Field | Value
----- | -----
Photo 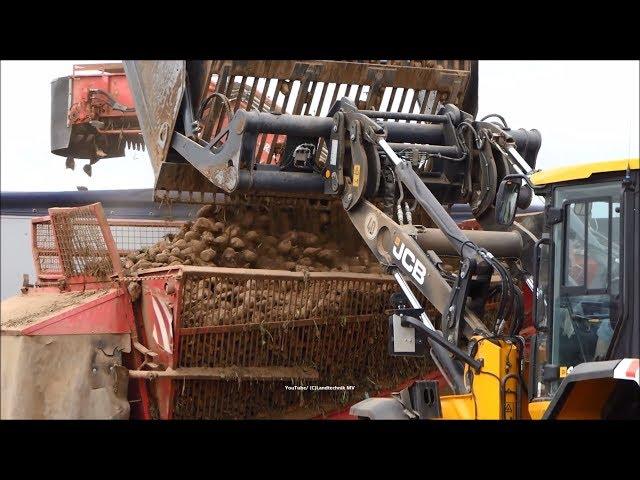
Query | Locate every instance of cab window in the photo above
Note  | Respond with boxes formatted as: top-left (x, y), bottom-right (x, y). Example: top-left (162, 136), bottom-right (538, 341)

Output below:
top-left (550, 182), bottom-right (621, 389)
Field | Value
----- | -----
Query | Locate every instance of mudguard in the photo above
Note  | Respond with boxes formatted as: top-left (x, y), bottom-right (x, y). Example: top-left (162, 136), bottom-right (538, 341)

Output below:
top-left (542, 359), bottom-right (640, 419)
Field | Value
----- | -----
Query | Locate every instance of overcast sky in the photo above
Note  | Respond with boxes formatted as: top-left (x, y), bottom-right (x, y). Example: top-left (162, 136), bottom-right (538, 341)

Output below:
top-left (1, 60), bottom-right (638, 192)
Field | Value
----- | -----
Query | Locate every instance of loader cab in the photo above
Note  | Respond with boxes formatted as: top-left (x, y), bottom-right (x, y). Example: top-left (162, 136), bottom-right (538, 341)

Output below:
top-left (525, 159), bottom-right (639, 410)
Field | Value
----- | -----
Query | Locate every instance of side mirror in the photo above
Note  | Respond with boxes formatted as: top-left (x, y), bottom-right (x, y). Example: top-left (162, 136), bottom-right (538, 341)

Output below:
top-left (495, 179), bottom-right (521, 226)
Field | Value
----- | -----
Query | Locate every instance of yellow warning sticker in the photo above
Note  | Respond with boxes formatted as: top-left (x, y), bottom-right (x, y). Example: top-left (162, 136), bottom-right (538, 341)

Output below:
top-left (353, 165), bottom-right (361, 187)
top-left (505, 403), bottom-right (514, 419)
top-left (559, 366), bottom-right (568, 378)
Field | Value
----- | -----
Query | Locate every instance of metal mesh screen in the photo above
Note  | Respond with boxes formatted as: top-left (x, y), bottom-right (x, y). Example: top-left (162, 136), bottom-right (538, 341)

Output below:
top-left (32, 217), bottom-right (183, 282)
top-left (179, 272), bottom-right (396, 328)
top-left (35, 222), bottom-right (56, 249)
top-left (38, 255), bottom-right (62, 273)
top-left (108, 221), bottom-right (182, 254)
top-left (48, 204), bottom-right (117, 279)
top-left (31, 219), bottom-right (64, 279)
top-left (172, 269), bottom-right (436, 419)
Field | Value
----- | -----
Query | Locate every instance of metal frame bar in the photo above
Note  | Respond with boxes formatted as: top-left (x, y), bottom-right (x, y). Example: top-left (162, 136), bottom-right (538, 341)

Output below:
top-left (128, 366), bottom-right (320, 381)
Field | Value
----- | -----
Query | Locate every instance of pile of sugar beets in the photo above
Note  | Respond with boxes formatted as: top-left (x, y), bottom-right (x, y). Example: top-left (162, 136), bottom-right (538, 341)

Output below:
top-left (123, 205), bottom-right (384, 302)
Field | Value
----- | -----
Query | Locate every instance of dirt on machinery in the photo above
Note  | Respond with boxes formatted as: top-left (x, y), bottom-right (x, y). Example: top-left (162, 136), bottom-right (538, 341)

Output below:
top-left (1, 290), bottom-right (110, 331)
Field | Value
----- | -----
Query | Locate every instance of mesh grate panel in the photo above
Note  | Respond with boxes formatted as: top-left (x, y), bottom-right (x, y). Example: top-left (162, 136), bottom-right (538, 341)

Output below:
top-left (179, 273), bottom-right (395, 328)
top-left (109, 223), bottom-right (182, 254)
top-left (48, 204), bottom-right (116, 278)
top-left (38, 255), bottom-right (62, 273)
top-left (35, 222), bottom-right (56, 249)
top-left (171, 269), bottom-right (435, 419)
top-left (32, 217), bottom-right (183, 281)
top-left (174, 320), bottom-right (433, 419)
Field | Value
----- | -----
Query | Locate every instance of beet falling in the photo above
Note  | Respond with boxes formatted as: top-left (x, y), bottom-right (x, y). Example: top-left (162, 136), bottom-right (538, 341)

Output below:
top-left (123, 206), bottom-right (384, 299)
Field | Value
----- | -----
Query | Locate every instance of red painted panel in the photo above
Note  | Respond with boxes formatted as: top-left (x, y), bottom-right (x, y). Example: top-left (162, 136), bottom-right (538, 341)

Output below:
top-left (139, 276), bottom-right (180, 419)
top-left (21, 289), bottom-right (133, 336)
top-left (69, 73), bottom-right (137, 125)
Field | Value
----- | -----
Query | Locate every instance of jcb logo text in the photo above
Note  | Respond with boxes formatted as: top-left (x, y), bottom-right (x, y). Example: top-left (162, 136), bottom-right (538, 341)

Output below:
top-left (392, 240), bottom-right (427, 285)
